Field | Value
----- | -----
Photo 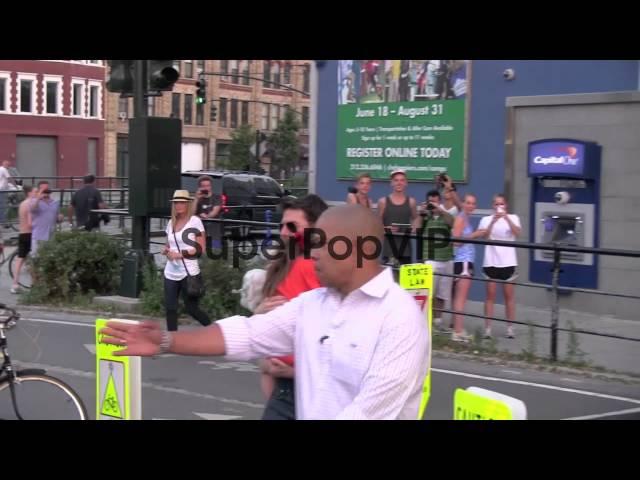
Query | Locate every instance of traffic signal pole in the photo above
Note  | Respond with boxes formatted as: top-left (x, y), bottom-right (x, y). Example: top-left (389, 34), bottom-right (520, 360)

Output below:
top-left (131, 60), bottom-right (150, 253)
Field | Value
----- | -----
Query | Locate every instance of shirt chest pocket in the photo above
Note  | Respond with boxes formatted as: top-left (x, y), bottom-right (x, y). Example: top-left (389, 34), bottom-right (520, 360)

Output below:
top-left (330, 326), bottom-right (379, 388)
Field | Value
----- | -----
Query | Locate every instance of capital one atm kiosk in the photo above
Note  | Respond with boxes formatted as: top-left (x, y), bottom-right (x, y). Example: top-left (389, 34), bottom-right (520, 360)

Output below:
top-left (528, 139), bottom-right (601, 289)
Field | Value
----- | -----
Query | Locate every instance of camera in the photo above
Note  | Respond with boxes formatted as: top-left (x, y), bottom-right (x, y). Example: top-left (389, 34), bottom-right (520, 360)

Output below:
top-left (42, 189), bottom-right (52, 194)
top-left (200, 189), bottom-right (209, 196)
top-left (347, 186), bottom-right (358, 194)
top-left (435, 172), bottom-right (451, 189)
top-left (426, 203), bottom-right (435, 211)
top-left (503, 68), bottom-right (516, 81)
top-left (554, 191), bottom-right (570, 205)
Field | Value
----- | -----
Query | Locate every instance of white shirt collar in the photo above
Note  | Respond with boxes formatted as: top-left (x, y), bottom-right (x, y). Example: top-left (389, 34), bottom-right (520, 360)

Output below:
top-left (356, 267), bottom-right (395, 299)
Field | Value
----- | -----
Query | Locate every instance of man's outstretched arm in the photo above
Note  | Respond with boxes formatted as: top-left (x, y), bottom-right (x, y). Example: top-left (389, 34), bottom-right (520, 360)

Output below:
top-left (101, 294), bottom-right (305, 360)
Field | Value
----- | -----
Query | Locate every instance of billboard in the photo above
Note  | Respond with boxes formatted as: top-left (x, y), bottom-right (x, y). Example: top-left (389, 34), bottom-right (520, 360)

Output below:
top-left (337, 60), bottom-right (470, 182)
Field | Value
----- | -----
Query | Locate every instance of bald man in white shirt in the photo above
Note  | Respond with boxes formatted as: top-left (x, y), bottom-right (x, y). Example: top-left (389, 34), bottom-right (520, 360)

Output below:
top-left (101, 205), bottom-right (430, 420)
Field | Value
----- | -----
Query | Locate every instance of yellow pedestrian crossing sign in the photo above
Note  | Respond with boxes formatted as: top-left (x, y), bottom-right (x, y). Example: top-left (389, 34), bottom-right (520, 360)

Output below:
top-left (96, 319), bottom-right (142, 420)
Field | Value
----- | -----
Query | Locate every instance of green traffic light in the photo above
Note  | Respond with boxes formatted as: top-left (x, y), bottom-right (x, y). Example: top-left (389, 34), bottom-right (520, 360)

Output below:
top-left (196, 97), bottom-right (205, 104)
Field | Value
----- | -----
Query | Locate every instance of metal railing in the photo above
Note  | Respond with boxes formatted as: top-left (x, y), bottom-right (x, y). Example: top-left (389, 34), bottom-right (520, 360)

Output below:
top-left (386, 230), bottom-right (640, 361)
top-left (11, 176), bottom-right (128, 190)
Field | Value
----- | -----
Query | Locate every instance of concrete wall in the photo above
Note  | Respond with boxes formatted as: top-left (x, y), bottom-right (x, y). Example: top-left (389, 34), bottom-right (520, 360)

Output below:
top-left (508, 92), bottom-right (640, 319)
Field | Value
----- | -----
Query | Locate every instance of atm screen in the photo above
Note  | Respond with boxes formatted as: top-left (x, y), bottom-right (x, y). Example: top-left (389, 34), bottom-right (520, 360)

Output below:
top-left (541, 179), bottom-right (586, 189)
top-left (543, 216), bottom-right (579, 245)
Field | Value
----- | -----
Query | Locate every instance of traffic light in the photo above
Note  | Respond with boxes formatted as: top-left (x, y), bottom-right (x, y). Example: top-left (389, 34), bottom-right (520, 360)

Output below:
top-left (210, 102), bottom-right (217, 122)
top-left (147, 60), bottom-right (179, 93)
top-left (196, 78), bottom-right (207, 104)
top-left (106, 60), bottom-right (134, 96)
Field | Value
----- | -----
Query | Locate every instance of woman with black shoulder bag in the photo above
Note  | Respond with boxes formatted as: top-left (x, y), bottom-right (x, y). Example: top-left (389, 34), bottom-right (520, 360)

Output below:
top-left (162, 190), bottom-right (211, 332)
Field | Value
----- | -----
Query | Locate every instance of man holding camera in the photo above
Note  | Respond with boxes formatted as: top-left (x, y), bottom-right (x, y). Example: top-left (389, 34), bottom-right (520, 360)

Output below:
top-left (30, 181), bottom-right (62, 256)
top-left (194, 175), bottom-right (222, 248)
top-left (421, 189), bottom-right (455, 331)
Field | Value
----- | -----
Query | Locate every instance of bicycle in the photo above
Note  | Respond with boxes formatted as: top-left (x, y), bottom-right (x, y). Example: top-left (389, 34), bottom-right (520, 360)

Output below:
top-left (0, 304), bottom-right (88, 419)
top-left (0, 246), bottom-right (33, 290)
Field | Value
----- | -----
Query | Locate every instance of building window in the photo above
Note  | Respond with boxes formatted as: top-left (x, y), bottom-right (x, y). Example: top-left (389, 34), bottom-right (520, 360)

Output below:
top-left (220, 60), bottom-right (229, 82)
top-left (184, 60), bottom-right (194, 79)
top-left (270, 104), bottom-right (279, 129)
top-left (216, 141), bottom-right (231, 164)
top-left (42, 75), bottom-right (62, 115)
top-left (147, 96), bottom-right (156, 116)
top-left (230, 60), bottom-right (239, 84)
top-left (72, 81), bottom-right (85, 117)
top-left (283, 63), bottom-right (291, 85)
top-left (20, 79), bottom-right (34, 113)
top-left (196, 60), bottom-right (205, 76)
top-left (272, 62), bottom-right (281, 89)
top-left (219, 98), bottom-right (228, 127)
top-left (45, 81), bottom-right (58, 114)
top-left (173, 60), bottom-right (181, 75)
top-left (241, 60), bottom-right (250, 85)
top-left (89, 84), bottom-right (100, 118)
top-left (263, 61), bottom-right (271, 87)
top-left (230, 98), bottom-right (238, 128)
top-left (241, 101), bottom-right (249, 125)
top-left (196, 101), bottom-right (204, 125)
top-left (184, 94), bottom-right (193, 124)
top-left (171, 93), bottom-right (180, 118)
top-left (303, 64), bottom-right (310, 93)
top-left (302, 106), bottom-right (309, 129)
top-left (261, 103), bottom-right (269, 130)
top-left (0, 77), bottom-right (6, 112)
top-left (118, 97), bottom-right (129, 118)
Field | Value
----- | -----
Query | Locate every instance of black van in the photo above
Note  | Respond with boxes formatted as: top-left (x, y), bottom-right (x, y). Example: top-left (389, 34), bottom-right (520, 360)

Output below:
top-left (181, 170), bottom-right (291, 238)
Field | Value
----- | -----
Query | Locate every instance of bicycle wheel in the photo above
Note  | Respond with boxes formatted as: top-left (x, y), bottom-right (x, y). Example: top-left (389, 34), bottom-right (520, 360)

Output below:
top-left (8, 251), bottom-right (32, 289)
top-left (0, 373), bottom-right (88, 420)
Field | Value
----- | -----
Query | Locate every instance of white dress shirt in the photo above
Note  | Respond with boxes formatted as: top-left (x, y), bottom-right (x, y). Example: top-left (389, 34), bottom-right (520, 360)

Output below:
top-left (218, 267), bottom-right (430, 420)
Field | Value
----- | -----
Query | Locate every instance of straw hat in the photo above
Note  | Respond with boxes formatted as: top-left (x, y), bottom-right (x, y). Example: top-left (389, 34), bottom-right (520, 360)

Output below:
top-left (170, 190), bottom-right (194, 202)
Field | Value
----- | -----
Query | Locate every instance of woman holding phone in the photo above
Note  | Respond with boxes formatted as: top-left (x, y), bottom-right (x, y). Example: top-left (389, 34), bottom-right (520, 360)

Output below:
top-left (478, 194), bottom-right (522, 339)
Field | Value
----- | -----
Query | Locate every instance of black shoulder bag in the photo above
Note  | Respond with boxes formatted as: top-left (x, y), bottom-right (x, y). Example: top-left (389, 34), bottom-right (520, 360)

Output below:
top-left (172, 228), bottom-right (205, 298)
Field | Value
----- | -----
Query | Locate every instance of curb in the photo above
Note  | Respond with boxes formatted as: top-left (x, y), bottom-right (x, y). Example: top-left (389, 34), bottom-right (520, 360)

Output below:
top-left (432, 349), bottom-right (640, 384)
top-left (15, 304), bottom-right (165, 322)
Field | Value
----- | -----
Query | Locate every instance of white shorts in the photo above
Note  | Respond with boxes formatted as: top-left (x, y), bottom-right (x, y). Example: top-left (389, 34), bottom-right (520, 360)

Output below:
top-left (424, 260), bottom-right (453, 304)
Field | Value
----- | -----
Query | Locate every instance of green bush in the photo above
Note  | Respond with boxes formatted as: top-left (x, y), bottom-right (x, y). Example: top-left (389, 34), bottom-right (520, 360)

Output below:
top-left (140, 256), bottom-right (252, 320)
top-left (23, 231), bottom-right (123, 304)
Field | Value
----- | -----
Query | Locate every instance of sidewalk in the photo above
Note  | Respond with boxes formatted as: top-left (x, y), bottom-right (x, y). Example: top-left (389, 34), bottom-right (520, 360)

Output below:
top-left (441, 299), bottom-right (640, 376)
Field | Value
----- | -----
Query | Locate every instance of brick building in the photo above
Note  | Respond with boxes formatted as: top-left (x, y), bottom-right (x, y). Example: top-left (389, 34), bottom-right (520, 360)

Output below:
top-left (0, 60), bottom-right (105, 184)
top-left (105, 60), bottom-right (311, 178)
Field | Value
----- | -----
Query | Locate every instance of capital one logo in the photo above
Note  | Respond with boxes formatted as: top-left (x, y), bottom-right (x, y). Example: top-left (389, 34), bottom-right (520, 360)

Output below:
top-left (533, 146), bottom-right (580, 166)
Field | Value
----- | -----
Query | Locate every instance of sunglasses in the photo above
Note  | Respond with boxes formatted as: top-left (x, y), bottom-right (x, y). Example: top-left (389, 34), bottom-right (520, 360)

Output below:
top-left (280, 222), bottom-right (298, 233)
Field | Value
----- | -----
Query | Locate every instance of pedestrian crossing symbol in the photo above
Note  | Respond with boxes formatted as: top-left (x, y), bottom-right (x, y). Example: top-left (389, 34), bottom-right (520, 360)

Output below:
top-left (101, 365), bottom-right (123, 418)
top-left (96, 319), bottom-right (141, 420)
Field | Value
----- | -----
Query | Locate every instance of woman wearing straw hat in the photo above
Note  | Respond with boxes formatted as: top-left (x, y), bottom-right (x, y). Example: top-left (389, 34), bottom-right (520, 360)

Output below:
top-left (161, 190), bottom-right (212, 332)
